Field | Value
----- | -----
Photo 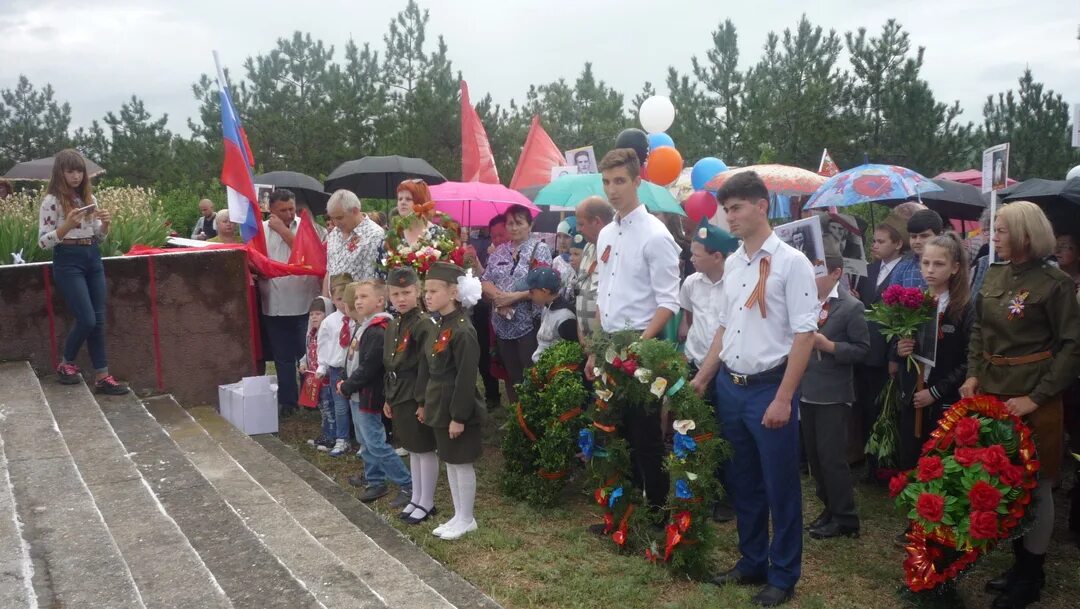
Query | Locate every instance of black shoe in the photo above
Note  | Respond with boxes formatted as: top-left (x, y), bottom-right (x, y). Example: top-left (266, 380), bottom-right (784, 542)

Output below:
top-left (94, 375), bottom-right (130, 396)
top-left (398, 503), bottom-right (418, 520)
top-left (403, 505), bottom-right (437, 525)
top-left (711, 502), bottom-right (735, 524)
top-left (389, 489), bottom-right (412, 509)
top-left (986, 568), bottom-right (1016, 593)
top-left (587, 523), bottom-right (610, 536)
top-left (359, 484), bottom-right (389, 502)
top-left (806, 509), bottom-right (831, 531)
top-left (57, 362), bottom-right (82, 385)
top-left (485, 395), bottom-right (501, 410)
top-left (711, 567), bottom-right (768, 587)
top-left (279, 405), bottom-right (298, 418)
top-left (751, 585), bottom-right (794, 607)
top-left (808, 521), bottom-right (859, 540)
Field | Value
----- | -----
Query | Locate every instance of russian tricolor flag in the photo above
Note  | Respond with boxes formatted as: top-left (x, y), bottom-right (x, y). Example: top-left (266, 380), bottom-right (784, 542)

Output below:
top-left (215, 52), bottom-right (266, 255)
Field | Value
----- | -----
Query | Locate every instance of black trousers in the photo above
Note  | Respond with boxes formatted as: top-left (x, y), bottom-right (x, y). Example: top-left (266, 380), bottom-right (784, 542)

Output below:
top-left (472, 302), bottom-right (501, 400)
top-left (263, 314), bottom-right (307, 408)
top-left (621, 401), bottom-right (670, 512)
top-left (800, 401), bottom-right (859, 528)
top-left (497, 332), bottom-right (538, 403)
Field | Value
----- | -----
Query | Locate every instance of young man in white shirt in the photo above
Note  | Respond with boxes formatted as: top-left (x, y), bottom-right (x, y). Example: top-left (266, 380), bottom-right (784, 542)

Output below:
top-left (585, 148), bottom-right (681, 522)
top-left (693, 171), bottom-right (818, 608)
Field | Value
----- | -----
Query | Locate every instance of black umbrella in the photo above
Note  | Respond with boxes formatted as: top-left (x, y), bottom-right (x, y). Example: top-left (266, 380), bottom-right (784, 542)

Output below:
top-left (253, 170), bottom-right (331, 216)
top-left (1001, 177), bottom-right (1080, 236)
top-left (4, 155), bottom-right (106, 180)
top-left (879, 178), bottom-right (988, 221)
top-left (324, 155), bottom-right (446, 199)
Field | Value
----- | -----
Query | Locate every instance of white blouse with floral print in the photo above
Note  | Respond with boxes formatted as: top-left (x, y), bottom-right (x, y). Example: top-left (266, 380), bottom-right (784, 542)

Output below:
top-left (37, 194), bottom-right (106, 250)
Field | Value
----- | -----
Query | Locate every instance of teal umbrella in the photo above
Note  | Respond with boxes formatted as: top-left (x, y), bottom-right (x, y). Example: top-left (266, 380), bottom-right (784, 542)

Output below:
top-left (534, 173), bottom-right (685, 216)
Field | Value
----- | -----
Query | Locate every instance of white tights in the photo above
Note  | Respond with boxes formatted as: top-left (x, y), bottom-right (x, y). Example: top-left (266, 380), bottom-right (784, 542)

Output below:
top-left (444, 462), bottom-right (476, 527)
top-left (402, 451), bottom-right (438, 516)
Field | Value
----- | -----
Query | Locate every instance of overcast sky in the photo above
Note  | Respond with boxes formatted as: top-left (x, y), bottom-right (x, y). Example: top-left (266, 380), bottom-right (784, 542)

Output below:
top-left (3, 0), bottom-right (1078, 136)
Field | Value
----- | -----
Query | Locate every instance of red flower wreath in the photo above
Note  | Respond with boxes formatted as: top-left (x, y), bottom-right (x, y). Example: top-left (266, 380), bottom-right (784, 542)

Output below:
top-left (895, 395), bottom-right (1039, 592)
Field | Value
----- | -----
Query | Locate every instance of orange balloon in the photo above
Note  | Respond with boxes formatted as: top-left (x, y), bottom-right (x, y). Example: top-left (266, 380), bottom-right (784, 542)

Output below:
top-left (646, 146), bottom-right (683, 185)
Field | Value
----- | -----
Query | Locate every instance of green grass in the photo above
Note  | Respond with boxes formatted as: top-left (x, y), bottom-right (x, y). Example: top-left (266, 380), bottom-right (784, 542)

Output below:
top-left (278, 404), bottom-right (1080, 609)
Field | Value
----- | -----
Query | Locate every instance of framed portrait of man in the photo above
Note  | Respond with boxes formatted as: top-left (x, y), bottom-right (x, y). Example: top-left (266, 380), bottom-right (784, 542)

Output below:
top-left (564, 146), bottom-right (597, 174)
top-left (255, 184), bottom-right (274, 212)
top-left (775, 216), bottom-right (826, 277)
top-left (818, 212), bottom-right (868, 278)
top-left (550, 166), bottom-right (578, 182)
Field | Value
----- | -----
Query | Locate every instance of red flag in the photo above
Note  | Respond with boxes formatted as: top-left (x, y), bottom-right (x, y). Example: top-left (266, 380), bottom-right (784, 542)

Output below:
top-left (287, 209), bottom-right (327, 276)
top-left (460, 80), bottom-right (500, 184)
top-left (509, 115), bottom-right (564, 190)
top-left (818, 148), bottom-right (840, 178)
top-left (125, 242), bottom-right (322, 280)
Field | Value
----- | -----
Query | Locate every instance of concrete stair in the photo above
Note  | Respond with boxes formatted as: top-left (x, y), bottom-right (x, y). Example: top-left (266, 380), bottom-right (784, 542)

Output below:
top-left (0, 362), bottom-right (499, 609)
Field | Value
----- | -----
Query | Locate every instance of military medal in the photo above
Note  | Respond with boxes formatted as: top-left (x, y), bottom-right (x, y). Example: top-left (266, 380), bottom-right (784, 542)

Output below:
top-left (346, 235), bottom-right (359, 252)
top-left (1007, 290), bottom-right (1029, 320)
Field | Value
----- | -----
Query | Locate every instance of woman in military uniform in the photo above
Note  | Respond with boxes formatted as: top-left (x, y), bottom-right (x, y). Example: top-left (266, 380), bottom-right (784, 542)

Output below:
top-left (961, 201), bottom-right (1080, 609)
top-left (383, 266), bottom-right (439, 525)
top-left (416, 262), bottom-right (486, 541)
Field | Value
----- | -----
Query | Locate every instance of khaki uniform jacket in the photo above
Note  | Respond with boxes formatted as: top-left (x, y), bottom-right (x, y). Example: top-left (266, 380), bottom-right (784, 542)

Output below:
top-left (415, 307), bottom-right (485, 428)
top-left (383, 308), bottom-right (432, 407)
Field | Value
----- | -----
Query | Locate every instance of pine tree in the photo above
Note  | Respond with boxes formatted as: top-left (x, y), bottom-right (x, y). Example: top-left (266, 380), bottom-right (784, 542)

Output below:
top-left (0, 76), bottom-right (72, 169)
top-left (982, 69), bottom-right (1079, 179)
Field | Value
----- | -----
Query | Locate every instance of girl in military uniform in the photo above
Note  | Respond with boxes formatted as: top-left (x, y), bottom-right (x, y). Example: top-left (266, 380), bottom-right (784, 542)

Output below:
top-left (961, 201), bottom-right (1080, 609)
top-left (416, 262), bottom-right (485, 540)
top-left (383, 267), bottom-right (439, 524)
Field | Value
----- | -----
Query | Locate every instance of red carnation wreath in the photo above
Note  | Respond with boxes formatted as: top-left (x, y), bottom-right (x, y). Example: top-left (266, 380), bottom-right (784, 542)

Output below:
top-left (891, 395), bottom-right (1039, 592)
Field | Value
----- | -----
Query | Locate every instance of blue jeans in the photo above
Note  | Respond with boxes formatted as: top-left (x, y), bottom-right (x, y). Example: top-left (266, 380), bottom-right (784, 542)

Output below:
top-left (327, 367), bottom-right (351, 441)
top-left (715, 371), bottom-right (803, 591)
top-left (351, 404), bottom-right (411, 488)
top-left (52, 244), bottom-right (108, 371)
top-left (318, 383), bottom-right (334, 440)
top-left (264, 314), bottom-right (307, 407)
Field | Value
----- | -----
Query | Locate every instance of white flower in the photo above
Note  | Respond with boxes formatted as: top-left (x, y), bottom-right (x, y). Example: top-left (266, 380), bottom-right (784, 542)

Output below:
top-left (650, 377), bottom-right (668, 398)
top-left (604, 347), bottom-right (617, 364)
top-left (596, 388), bottom-right (613, 402)
top-left (592, 367), bottom-right (602, 378)
top-left (634, 368), bottom-right (653, 384)
top-left (672, 420), bottom-right (696, 435)
top-left (686, 472), bottom-right (698, 481)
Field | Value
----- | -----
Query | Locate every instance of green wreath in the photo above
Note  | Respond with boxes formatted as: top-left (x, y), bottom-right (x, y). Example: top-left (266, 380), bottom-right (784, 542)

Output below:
top-left (584, 330), bottom-right (730, 579)
top-left (500, 340), bottom-right (589, 506)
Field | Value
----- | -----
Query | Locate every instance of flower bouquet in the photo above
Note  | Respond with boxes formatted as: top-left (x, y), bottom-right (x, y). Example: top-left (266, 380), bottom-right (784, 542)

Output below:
top-left (890, 396), bottom-right (1039, 593)
top-left (867, 285), bottom-right (937, 370)
top-left (865, 378), bottom-right (902, 469)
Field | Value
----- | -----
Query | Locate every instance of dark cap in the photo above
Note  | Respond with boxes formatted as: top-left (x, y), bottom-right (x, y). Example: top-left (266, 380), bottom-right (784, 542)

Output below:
top-left (692, 217), bottom-right (739, 255)
top-left (570, 232), bottom-right (587, 250)
top-left (426, 261), bottom-right (464, 284)
top-left (387, 266), bottom-right (419, 288)
top-left (523, 266), bottom-right (562, 292)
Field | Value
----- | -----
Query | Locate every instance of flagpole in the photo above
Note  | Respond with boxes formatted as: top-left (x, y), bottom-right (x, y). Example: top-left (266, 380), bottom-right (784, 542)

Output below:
top-left (212, 50), bottom-right (226, 90)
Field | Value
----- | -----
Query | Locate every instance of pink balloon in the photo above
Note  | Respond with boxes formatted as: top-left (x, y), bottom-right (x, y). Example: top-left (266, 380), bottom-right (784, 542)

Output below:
top-left (683, 191), bottom-right (718, 224)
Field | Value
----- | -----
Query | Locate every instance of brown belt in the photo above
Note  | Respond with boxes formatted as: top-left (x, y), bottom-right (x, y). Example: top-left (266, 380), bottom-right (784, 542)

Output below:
top-left (60, 237), bottom-right (98, 246)
top-left (984, 351), bottom-right (1052, 366)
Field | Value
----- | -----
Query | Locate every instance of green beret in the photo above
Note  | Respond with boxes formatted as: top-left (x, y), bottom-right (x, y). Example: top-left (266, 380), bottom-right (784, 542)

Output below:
top-left (426, 261), bottom-right (464, 284)
top-left (692, 217), bottom-right (739, 256)
top-left (387, 266), bottom-right (419, 288)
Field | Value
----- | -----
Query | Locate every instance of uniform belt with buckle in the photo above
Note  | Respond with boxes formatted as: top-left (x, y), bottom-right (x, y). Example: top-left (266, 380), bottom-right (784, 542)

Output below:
top-left (60, 237), bottom-right (98, 246)
top-left (723, 362), bottom-right (787, 387)
top-left (386, 371), bottom-right (398, 381)
top-left (983, 351), bottom-right (1052, 366)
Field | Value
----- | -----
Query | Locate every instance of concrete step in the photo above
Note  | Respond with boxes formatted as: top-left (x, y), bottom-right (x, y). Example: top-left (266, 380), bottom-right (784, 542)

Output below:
top-left (95, 390), bottom-right (325, 609)
top-left (0, 424), bottom-right (37, 608)
top-left (250, 432), bottom-right (501, 609)
top-left (40, 381), bottom-right (233, 609)
top-left (143, 396), bottom-right (387, 609)
top-left (0, 362), bottom-right (144, 609)
top-left (188, 404), bottom-right (470, 609)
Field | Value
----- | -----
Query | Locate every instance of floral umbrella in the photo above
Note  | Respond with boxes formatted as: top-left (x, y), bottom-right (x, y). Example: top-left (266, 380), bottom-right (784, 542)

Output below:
top-left (804, 164), bottom-right (943, 210)
top-left (704, 164), bottom-right (826, 196)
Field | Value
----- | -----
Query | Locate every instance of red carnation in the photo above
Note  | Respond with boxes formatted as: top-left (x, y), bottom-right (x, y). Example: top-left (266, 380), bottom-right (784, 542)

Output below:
top-left (980, 445), bottom-right (1011, 475)
top-left (889, 472), bottom-right (909, 498)
top-left (999, 463), bottom-right (1025, 487)
top-left (969, 511), bottom-right (1000, 540)
top-left (968, 480), bottom-right (1003, 511)
top-left (955, 447), bottom-right (982, 467)
top-left (622, 358), bottom-right (638, 375)
top-left (612, 357), bottom-right (623, 369)
top-left (954, 417), bottom-right (982, 447)
top-left (916, 493), bottom-right (946, 523)
top-left (917, 456), bottom-right (945, 482)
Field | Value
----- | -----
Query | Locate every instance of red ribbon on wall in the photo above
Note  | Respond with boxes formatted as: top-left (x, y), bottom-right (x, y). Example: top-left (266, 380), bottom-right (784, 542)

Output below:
top-left (146, 257), bottom-right (165, 392)
top-left (41, 267), bottom-right (59, 370)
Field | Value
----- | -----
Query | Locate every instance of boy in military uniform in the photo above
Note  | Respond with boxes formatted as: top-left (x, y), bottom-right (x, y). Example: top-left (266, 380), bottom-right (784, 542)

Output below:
top-left (416, 262), bottom-right (486, 540)
top-left (384, 267), bottom-right (439, 524)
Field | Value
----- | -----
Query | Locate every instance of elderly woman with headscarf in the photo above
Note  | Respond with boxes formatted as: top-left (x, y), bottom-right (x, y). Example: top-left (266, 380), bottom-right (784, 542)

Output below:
top-left (480, 203), bottom-right (552, 402)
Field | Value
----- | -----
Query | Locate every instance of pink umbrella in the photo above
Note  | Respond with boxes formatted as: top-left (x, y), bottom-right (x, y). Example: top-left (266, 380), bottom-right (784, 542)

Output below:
top-left (935, 169), bottom-right (1017, 188)
top-left (430, 181), bottom-right (540, 227)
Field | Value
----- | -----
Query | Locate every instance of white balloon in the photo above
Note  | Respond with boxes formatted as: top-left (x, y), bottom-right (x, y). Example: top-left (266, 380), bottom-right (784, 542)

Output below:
top-left (639, 95), bottom-right (676, 134)
top-left (1067, 165), bottom-right (1080, 181)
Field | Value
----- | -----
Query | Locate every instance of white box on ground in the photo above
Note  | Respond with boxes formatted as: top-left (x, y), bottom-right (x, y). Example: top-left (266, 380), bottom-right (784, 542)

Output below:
top-left (217, 375), bottom-right (279, 435)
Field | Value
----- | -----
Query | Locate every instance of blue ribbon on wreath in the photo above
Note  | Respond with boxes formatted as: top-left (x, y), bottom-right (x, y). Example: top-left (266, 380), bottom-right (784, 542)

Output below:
top-left (675, 479), bottom-right (694, 500)
top-left (608, 486), bottom-right (624, 508)
top-left (673, 432), bottom-right (697, 459)
top-left (578, 428), bottom-right (595, 460)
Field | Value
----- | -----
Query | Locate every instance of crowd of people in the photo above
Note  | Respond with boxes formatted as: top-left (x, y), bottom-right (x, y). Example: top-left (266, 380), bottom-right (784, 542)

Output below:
top-left (36, 148), bottom-right (1080, 608)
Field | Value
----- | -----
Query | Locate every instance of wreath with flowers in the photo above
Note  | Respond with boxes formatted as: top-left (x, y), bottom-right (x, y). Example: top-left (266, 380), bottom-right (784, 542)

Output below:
top-left (583, 330), bottom-right (729, 578)
top-left (500, 340), bottom-right (589, 506)
top-left (378, 207), bottom-right (466, 277)
top-left (890, 395), bottom-right (1039, 593)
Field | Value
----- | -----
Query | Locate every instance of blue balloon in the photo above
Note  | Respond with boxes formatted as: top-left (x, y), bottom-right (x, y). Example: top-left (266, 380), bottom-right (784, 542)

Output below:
top-left (648, 132), bottom-right (675, 151)
top-left (691, 157), bottom-right (728, 191)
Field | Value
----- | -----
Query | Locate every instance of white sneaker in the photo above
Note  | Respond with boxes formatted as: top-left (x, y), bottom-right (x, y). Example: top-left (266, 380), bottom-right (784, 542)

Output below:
top-left (438, 519), bottom-right (477, 540)
top-left (329, 439), bottom-right (350, 457)
top-left (394, 447), bottom-right (408, 457)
